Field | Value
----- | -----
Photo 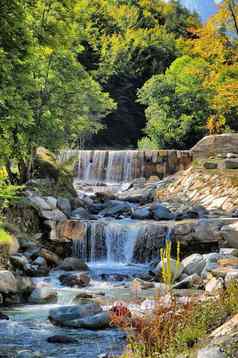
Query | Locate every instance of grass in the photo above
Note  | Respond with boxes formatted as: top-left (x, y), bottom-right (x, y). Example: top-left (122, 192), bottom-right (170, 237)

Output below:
top-left (117, 281), bottom-right (238, 358)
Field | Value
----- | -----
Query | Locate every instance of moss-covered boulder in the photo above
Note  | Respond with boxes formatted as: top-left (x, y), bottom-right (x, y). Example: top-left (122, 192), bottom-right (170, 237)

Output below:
top-left (33, 147), bottom-right (76, 199)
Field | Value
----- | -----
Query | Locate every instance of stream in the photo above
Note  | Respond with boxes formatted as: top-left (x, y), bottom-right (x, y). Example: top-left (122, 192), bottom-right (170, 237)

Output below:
top-left (1, 264), bottom-right (150, 358)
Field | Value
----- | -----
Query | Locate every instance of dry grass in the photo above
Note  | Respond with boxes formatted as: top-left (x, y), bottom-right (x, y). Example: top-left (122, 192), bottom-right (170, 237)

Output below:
top-left (115, 281), bottom-right (238, 358)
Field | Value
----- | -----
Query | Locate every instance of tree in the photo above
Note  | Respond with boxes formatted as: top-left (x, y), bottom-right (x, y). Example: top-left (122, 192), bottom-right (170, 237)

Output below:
top-left (137, 55), bottom-right (211, 149)
top-left (0, 0), bottom-right (116, 183)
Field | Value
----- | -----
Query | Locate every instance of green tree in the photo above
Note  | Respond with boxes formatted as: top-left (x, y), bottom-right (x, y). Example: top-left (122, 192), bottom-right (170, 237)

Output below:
top-left (138, 55), bottom-right (211, 149)
top-left (0, 0), bottom-right (115, 183)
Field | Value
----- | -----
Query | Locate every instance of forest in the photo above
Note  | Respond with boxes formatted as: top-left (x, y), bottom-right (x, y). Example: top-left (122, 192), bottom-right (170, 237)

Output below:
top-left (0, 0), bottom-right (238, 181)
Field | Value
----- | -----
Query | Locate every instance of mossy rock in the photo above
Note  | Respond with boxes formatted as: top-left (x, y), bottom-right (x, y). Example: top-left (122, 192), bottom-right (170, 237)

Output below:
top-left (33, 147), bottom-right (77, 199)
top-left (0, 226), bottom-right (19, 255)
top-left (34, 147), bottom-right (59, 180)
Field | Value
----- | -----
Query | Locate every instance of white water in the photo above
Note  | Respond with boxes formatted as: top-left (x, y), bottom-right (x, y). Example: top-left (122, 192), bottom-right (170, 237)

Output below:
top-left (59, 150), bottom-right (146, 184)
top-left (104, 221), bottom-right (143, 264)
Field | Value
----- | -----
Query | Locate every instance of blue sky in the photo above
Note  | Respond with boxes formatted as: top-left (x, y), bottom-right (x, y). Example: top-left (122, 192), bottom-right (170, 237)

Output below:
top-left (179, 0), bottom-right (222, 21)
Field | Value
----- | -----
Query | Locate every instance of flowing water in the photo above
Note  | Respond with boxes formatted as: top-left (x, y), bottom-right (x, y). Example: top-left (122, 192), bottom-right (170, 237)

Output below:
top-left (2, 150), bottom-right (170, 357)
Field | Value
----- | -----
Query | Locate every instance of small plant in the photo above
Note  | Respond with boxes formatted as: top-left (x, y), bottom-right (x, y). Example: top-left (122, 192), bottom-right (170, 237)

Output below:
top-left (160, 240), bottom-right (181, 288)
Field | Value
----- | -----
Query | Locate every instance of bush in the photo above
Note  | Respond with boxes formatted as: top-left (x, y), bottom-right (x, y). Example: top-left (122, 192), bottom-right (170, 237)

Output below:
top-left (120, 282), bottom-right (238, 358)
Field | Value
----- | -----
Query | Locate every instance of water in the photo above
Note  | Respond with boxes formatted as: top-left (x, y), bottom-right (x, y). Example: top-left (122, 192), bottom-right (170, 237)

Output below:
top-left (72, 219), bottom-right (158, 264)
top-left (0, 305), bottom-right (125, 358)
top-left (1, 263), bottom-right (150, 358)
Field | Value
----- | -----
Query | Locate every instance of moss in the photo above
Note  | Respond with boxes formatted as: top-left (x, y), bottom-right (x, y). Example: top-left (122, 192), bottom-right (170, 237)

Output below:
top-left (0, 227), bottom-right (13, 244)
top-left (33, 147), bottom-right (77, 199)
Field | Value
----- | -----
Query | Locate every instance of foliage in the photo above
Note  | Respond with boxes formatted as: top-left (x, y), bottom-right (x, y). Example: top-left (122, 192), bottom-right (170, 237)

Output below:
top-left (0, 227), bottom-right (14, 245)
top-left (0, 0), bottom-right (116, 183)
top-left (120, 281), bottom-right (238, 358)
top-left (138, 55), bottom-right (211, 149)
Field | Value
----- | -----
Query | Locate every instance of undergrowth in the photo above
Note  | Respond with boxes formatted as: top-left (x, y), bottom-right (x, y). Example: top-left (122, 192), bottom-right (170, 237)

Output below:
top-left (116, 281), bottom-right (238, 358)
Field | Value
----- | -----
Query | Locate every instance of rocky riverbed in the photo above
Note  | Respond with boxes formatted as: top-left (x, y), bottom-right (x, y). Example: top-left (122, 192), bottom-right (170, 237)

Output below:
top-left (2, 146), bottom-right (238, 357)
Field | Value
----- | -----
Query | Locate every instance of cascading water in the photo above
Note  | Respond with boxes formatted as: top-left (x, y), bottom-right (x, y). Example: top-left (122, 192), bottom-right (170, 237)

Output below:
top-left (61, 150), bottom-right (146, 184)
top-left (71, 220), bottom-right (168, 264)
top-left (104, 221), bottom-right (144, 264)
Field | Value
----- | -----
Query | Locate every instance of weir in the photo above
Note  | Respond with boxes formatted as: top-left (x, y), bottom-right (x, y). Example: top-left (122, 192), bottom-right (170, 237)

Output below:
top-left (59, 149), bottom-right (192, 184)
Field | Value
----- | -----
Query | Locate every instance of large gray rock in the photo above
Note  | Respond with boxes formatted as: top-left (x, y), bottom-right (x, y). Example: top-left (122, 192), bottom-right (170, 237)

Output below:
top-left (39, 248), bottom-right (61, 266)
top-left (10, 255), bottom-right (29, 271)
top-left (223, 159), bottom-right (238, 169)
top-left (28, 195), bottom-right (51, 211)
top-left (29, 285), bottom-right (57, 304)
top-left (60, 311), bottom-right (111, 330)
top-left (205, 277), bottom-right (224, 295)
top-left (99, 200), bottom-right (131, 217)
top-left (16, 351), bottom-right (42, 358)
top-left (0, 270), bottom-right (17, 294)
top-left (58, 257), bottom-right (89, 271)
top-left (197, 346), bottom-right (225, 358)
top-left (192, 133), bottom-right (238, 159)
top-left (71, 207), bottom-right (91, 219)
top-left (40, 209), bottom-right (67, 221)
top-left (154, 258), bottom-right (184, 282)
top-left (221, 221), bottom-right (238, 248)
top-left (49, 303), bottom-right (102, 324)
top-left (182, 254), bottom-right (206, 275)
top-left (16, 276), bottom-right (33, 295)
top-left (173, 273), bottom-right (202, 289)
top-left (59, 273), bottom-right (90, 288)
top-left (57, 197), bottom-right (71, 216)
top-left (151, 203), bottom-right (173, 220)
top-left (132, 207), bottom-right (151, 220)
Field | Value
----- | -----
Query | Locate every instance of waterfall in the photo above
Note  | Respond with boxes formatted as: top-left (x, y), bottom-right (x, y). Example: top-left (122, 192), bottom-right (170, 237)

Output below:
top-left (72, 220), bottom-right (148, 264)
top-left (75, 150), bottom-right (145, 184)
top-left (104, 221), bottom-right (144, 264)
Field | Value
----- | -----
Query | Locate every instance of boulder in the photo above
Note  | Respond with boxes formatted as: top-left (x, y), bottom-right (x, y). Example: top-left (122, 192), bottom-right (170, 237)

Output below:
top-left (131, 278), bottom-right (154, 290)
top-left (49, 303), bottom-right (102, 324)
top-left (59, 311), bottom-right (111, 330)
top-left (223, 159), bottom-right (238, 169)
top-left (33, 256), bottom-right (47, 267)
top-left (225, 270), bottom-right (238, 287)
top-left (16, 351), bottom-right (42, 358)
top-left (118, 186), bottom-right (155, 204)
top-left (40, 209), bottom-right (67, 221)
top-left (150, 203), bottom-right (173, 220)
top-left (132, 207), bottom-right (151, 220)
top-left (203, 162), bottom-right (218, 170)
top-left (39, 248), bottom-right (61, 266)
top-left (205, 277), bottom-right (224, 295)
top-left (0, 270), bottom-right (17, 294)
top-left (0, 312), bottom-right (9, 320)
top-left (182, 254), bottom-right (206, 276)
top-left (221, 222), bottom-right (238, 248)
top-left (71, 207), bottom-right (91, 219)
top-left (47, 335), bottom-right (78, 344)
top-left (10, 255), bottom-right (29, 271)
top-left (99, 201), bottom-right (131, 217)
top-left (57, 197), bottom-right (71, 217)
top-left (219, 248), bottom-right (238, 256)
top-left (45, 196), bottom-right (57, 209)
top-left (154, 258), bottom-right (184, 282)
top-left (59, 273), bottom-right (90, 288)
top-left (197, 346), bottom-right (225, 358)
top-left (16, 276), bottom-right (33, 295)
top-left (28, 195), bottom-right (52, 211)
top-left (58, 257), bottom-right (89, 271)
top-left (29, 285), bottom-right (57, 304)
top-left (192, 133), bottom-right (238, 159)
top-left (173, 274), bottom-right (202, 289)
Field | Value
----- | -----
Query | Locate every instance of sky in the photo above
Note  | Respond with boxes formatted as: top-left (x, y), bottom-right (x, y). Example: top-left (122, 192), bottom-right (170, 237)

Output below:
top-left (179, 0), bottom-right (222, 21)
